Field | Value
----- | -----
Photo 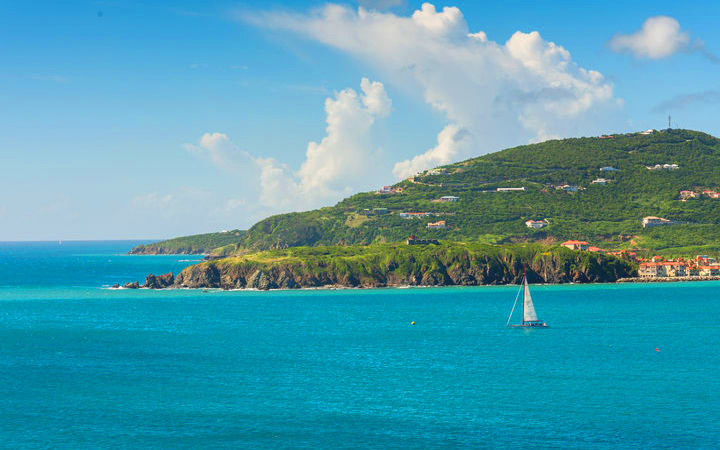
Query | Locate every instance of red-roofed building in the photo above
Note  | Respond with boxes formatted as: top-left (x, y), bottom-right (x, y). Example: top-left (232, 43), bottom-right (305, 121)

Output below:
top-left (561, 240), bottom-right (589, 251)
top-left (699, 266), bottom-right (720, 277)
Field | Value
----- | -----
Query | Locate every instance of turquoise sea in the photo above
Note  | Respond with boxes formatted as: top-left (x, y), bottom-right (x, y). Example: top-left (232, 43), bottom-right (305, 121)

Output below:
top-left (1, 241), bottom-right (719, 449)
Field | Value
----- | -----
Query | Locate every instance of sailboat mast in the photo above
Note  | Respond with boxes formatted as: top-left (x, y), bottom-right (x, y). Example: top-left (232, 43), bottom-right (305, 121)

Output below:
top-left (521, 276), bottom-right (526, 324)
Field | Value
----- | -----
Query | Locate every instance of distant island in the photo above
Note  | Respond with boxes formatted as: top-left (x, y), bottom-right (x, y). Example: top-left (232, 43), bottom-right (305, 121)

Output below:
top-left (130, 230), bottom-right (245, 255)
top-left (127, 129), bottom-right (720, 289)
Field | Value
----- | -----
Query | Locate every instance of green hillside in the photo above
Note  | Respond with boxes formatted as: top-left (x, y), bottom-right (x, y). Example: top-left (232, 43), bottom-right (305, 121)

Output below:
top-left (130, 229), bottom-right (245, 254)
top-left (230, 129), bottom-right (720, 256)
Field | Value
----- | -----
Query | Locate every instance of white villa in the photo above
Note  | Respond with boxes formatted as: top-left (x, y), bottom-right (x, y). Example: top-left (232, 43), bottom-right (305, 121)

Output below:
top-left (642, 216), bottom-right (672, 228)
top-left (525, 220), bottom-right (547, 229)
top-left (646, 164), bottom-right (679, 170)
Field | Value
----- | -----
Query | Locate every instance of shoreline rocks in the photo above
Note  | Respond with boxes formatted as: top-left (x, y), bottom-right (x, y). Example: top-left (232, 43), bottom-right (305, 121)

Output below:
top-left (144, 272), bottom-right (174, 289)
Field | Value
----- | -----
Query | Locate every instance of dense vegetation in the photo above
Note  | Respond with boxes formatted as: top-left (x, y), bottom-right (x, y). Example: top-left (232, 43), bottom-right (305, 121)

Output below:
top-left (173, 242), bottom-right (636, 289)
top-left (228, 129), bottom-right (720, 255)
top-left (132, 129), bottom-right (720, 257)
top-left (129, 230), bottom-right (245, 254)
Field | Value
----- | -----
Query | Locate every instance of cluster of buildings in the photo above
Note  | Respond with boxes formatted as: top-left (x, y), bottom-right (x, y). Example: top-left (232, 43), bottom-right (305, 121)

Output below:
top-left (426, 220), bottom-right (447, 230)
top-left (646, 163), bottom-right (679, 171)
top-left (399, 212), bottom-right (433, 219)
top-left (560, 240), bottom-right (641, 259)
top-left (639, 255), bottom-right (720, 278)
top-left (679, 189), bottom-right (720, 200)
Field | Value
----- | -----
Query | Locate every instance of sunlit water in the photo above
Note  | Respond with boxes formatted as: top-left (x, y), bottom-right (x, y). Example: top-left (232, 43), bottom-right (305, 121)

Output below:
top-left (0, 241), bottom-right (718, 448)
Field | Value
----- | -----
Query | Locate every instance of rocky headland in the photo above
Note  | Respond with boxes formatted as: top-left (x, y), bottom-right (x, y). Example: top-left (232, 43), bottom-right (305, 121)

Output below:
top-left (120, 243), bottom-right (636, 290)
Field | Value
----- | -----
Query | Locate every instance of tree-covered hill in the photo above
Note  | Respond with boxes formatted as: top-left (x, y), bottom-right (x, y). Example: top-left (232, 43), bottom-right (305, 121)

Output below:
top-left (129, 230), bottom-right (245, 254)
top-left (230, 129), bottom-right (720, 255)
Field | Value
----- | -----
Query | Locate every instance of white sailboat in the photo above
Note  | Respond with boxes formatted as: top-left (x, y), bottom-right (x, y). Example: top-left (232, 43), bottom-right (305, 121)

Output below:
top-left (506, 276), bottom-right (548, 328)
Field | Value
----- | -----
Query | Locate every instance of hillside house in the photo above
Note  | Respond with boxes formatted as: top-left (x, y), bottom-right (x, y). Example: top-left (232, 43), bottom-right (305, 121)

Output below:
top-left (646, 164), bottom-right (679, 170)
top-left (702, 190), bottom-right (720, 199)
top-left (640, 129), bottom-right (656, 135)
top-left (591, 178), bottom-right (608, 185)
top-left (525, 220), bottom-right (547, 229)
top-left (399, 212), bottom-right (431, 219)
top-left (426, 220), bottom-right (447, 230)
top-left (377, 186), bottom-right (402, 194)
top-left (496, 187), bottom-right (525, 192)
top-left (679, 190), bottom-right (698, 199)
top-left (642, 216), bottom-right (671, 228)
top-left (561, 240), bottom-right (589, 251)
top-left (587, 246), bottom-right (604, 252)
top-left (599, 166), bottom-right (619, 172)
top-left (556, 184), bottom-right (581, 192)
top-left (438, 196), bottom-right (459, 202)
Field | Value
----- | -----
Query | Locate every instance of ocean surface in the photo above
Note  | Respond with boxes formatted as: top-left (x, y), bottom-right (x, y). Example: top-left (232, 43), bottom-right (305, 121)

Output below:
top-left (0, 241), bottom-right (719, 449)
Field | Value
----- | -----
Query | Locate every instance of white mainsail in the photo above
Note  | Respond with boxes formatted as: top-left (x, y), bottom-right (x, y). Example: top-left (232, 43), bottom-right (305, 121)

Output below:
top-left (522, 277), bottom-right (538, 322)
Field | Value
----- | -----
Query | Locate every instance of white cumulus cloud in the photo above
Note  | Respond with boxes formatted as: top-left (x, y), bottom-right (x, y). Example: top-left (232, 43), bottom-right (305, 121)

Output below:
top-left (188, 78), bottom-right (391, 211)
top-left (241, 2), bottom-right (621, 178)
top-left (609, 16), bottom-right (690, 59)
top-left (184, 132), bottom-right (251, 171)
top-left (393, 124), bottom-right (468, 178)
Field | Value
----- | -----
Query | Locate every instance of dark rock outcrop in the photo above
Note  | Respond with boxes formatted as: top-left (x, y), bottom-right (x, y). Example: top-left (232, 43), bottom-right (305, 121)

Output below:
top-left (124, 281), bottom-right (140, 289)
top-left (144, 272), bottom-right (174, 289)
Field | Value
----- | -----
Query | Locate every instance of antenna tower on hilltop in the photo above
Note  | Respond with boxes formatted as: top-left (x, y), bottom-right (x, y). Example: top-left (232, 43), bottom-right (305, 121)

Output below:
top-left (668, 114), bottom-right (671, 129)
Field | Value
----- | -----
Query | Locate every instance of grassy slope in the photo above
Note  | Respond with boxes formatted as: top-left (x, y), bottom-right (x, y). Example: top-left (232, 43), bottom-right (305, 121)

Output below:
top-left (130, 230), bottom-right (246, 254)
top-left (237, 129), bottom-right (720, 256)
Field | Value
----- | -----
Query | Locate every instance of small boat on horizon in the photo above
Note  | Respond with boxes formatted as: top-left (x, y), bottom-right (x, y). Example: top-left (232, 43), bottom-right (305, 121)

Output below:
top-left (506, 275), bottom-right (548, 328)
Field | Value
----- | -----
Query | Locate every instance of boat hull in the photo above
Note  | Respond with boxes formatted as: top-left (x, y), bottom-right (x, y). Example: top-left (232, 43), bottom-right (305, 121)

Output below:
top-left (508, 323), bottom-right (549, 328)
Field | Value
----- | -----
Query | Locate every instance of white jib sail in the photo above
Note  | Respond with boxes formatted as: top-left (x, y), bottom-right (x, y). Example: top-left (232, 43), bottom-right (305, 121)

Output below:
top-left (523, 279), bottom-right (538, 322)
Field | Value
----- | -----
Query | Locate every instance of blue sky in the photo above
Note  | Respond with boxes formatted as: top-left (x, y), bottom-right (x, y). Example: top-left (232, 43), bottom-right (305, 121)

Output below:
top-left (1, 0), bottom-right (719, 240)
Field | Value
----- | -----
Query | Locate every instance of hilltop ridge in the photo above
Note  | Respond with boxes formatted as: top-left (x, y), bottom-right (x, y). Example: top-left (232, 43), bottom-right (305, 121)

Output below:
top-left (133, 129), bottom-right (720, 256)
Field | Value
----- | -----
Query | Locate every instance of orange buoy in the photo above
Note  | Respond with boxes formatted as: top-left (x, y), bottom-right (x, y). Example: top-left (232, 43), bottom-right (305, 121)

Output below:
top-left (656, 348), bottom-right (659, 352)
top-left (411, 321), bottom-right (415, 325)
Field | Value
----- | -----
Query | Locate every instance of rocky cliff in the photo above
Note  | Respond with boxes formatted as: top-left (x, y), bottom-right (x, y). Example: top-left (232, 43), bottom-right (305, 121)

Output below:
top-left (168, 244), bottom-right (635, 290)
